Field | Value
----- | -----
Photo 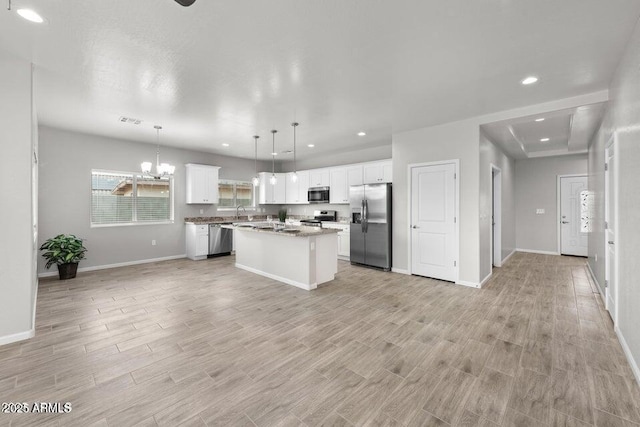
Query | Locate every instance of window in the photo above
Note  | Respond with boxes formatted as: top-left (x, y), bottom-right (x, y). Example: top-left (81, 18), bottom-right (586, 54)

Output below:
top-left (91, 170), bottom-right (173, 226)
top-left (218, 180), bottom-right (255, 209)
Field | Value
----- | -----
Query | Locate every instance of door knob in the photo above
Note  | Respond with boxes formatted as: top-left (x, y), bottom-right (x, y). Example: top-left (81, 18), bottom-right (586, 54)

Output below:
top-left (608, 240), bottom-right (615, 245)
top-left (561, 221), bottom-right (569, 224)
top-left (412, 225), bottom-right (419, 229)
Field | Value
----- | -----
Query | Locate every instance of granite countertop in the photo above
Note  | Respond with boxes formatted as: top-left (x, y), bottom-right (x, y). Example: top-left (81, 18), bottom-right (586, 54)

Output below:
top-left (184, 215), bottom-right (267, 225)
top-left (185, 215), bottom-right (349, 225)
top-left (221, 223), bottom-right (340, 238)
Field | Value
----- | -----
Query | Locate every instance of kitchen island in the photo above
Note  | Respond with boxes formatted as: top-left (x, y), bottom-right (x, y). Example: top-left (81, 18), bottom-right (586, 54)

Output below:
top-left (222, 223), bottom-right (339, 290)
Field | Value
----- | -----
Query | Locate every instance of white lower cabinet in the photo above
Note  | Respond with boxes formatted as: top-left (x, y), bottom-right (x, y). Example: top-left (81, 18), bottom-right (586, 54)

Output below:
top-left (322, 223), bottom-right (350, 260)
top-left (337, 231), bottom-right (350, 259)
top-left (186, 224), bottom-right (209, 261)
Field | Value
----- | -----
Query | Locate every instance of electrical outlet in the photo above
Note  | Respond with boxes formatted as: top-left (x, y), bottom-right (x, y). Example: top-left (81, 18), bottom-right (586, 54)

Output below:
top-left (151, 240), bottom-right (156, 246)
top-left (536, 209), bottom-right (545, 214)
top-left (199, 209), bottom-right (204, 214)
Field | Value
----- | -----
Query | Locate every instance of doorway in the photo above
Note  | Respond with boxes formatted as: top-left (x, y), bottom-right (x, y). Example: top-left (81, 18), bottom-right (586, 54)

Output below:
top-left (559, 175), bottom-right (588, 256)
top-left (605, 136), bottom-right (618, 323)
top-left (409, 160), bottom-right (459, 282)
top-left (491, 165), bottom-right (502, 267)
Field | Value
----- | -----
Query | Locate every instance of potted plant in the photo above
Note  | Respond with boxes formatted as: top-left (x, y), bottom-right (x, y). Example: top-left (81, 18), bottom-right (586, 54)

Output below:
top-left (278, 209), bottom-right (287, 223)
top-left (40, 234), bottom-right (87, 280)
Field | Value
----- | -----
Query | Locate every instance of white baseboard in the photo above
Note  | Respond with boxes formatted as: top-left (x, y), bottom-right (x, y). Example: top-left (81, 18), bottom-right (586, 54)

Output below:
top-left (0, 328), bottom-right (35, 346)
top-left (586, 261), bottom-right (605, 296)
top-left (37, 254), bottom-right (187, 278)
top-left (235, 263), bottom-right (316, 291)
top-left (391, 267), bottom-right (410, 275)
top-left (502, 249), bottom-right (516, 264)
top-left (479, 272), bottom-right (492, 288)
top-left (615, 326), bottom-right (640, 385)
top-left (515, 248), bottom-right (560, 256)
top-left (456, 280), bottom-right (480, 289)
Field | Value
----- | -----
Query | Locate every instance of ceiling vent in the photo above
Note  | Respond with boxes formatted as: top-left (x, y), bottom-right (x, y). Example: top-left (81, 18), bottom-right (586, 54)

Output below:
top-left (119, 116), bottom-right (143, 125)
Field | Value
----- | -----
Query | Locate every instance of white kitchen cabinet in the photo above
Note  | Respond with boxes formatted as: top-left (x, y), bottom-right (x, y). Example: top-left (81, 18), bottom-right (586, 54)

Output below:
top-left (363, 161), bottom-right (392, 184)
top-left (285, 170), bottom-right (309, 204)
top-left (337, 231), bottom-right (351, 259)
top-left (186, 224), bottom-right (209, 261)
top-left (309, 168), bottom-right (330, 188)
top-left (322, 222), bottom-right (350, 260)
top-left (186, 164), bottom-right (220, 204)
top-left (258, 172), bottom-right (286, 204)
top-left (330, 165), bottom-right (363, 204)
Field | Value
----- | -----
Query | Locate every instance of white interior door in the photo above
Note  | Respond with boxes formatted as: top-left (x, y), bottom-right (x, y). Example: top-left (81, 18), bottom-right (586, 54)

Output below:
top-left (411, 163), bottom-right (457, 282)
top-left (560, 176), bottom-right (588, 256)
top-left (605, 142), bottom-right (617, 322)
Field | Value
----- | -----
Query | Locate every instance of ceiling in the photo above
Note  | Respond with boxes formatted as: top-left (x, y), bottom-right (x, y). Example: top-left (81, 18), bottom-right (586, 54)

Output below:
top-left (481, 102), bottom-right (607, 159)
top-left (1, 1), bottom-right (639, 160)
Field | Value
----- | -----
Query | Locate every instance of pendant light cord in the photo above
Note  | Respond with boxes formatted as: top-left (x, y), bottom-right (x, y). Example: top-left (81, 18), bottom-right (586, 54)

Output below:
top-left (254, 135), bottom-right (259, 176)
top-left (292, 122), bottom-right (298, 174)
top-left (155, 125), bottom-right (162, 168)
top-left (271, 130), bottom-right (277, 176)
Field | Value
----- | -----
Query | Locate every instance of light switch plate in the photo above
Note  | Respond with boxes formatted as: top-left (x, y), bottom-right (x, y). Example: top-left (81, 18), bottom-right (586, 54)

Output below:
top-left (536, 209), bottom-right (545, 214)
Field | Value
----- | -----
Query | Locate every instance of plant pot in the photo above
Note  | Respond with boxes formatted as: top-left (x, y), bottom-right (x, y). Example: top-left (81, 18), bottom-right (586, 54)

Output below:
top-left (58, 263), bottom-right (79, 280)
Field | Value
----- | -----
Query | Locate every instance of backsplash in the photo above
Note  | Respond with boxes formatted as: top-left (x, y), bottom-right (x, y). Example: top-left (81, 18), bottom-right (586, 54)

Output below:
top-left (283, 203), bottom-right (351, 222)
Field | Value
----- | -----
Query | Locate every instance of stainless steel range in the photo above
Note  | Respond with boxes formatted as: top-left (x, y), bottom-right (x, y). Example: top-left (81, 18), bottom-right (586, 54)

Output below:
top-left (300, 210), bottom-right (337, 228)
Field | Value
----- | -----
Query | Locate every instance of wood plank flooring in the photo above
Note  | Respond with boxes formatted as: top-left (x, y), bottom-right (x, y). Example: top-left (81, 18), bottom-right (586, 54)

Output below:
top-left (1, 252), bottom-right (639, 426)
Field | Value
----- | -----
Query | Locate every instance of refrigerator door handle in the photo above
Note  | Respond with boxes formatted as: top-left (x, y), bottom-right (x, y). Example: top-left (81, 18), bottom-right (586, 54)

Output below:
top-left (364, 199), bottom-right (369, 233)
top-left (361, 199), bottom-right (366, 233)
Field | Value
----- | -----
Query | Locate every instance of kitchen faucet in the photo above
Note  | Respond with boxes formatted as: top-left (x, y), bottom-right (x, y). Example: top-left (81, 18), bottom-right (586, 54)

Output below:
top-left (236, 205), bottom-right (246, 220)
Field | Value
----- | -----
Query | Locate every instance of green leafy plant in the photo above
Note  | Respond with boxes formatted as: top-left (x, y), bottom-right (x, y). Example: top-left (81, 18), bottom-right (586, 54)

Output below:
top-left (39, 234), bottom-right (87, 269)
top-left (278, 209), bottom-right (287, 223)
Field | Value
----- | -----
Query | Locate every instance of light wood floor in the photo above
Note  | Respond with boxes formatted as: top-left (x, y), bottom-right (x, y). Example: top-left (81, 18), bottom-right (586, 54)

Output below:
top-left (1, 253), bottom-right (639, 427)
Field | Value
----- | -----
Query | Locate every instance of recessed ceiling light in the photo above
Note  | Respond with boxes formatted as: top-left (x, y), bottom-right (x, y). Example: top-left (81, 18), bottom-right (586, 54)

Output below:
top-left (271, 152), bottom-right (278, 156)
top-left (307, 144), bottom-right (315, 148)
top-left (540, 138), bottom-right (550, 142)
top-left (357, 131), bottom-right (366, 136)
top-left (535, 118), bottom-right (545, 122)
top-left (17, 9), bottom-right (44, 23)
top-left (521, 76), bottom-right (539, 85)
top-left (222, 143), bottom-right (229, 147)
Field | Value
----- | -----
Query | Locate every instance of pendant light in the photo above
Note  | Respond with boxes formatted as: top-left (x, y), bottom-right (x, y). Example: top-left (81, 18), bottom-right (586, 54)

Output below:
top-left (251, 135), bottom-right (260, 187)
top-left (291, 122), bottom-right (299, 183)
top-left (141, 125), bottom-right (175, 177)
top-left (270, 130), bottom-right (278, 185)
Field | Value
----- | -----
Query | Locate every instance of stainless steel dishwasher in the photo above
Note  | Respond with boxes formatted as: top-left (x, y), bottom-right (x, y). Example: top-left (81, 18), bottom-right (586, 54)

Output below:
top-left (208, 224), bottom-right (233, 257)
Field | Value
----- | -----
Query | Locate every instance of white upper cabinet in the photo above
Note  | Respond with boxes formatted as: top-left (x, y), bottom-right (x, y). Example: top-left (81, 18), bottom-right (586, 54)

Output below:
top-left (330, 165), bottom-right (363, 204)
top-left (258, 172), bottom-right (286, 204)
top-left (309, 168), bottom-right (330, 188)
top-left (285, 170), bottom-right (309, 204)
top-left (363, 160), bottom-right (392, 184)
top-left (185, 164), bottom-right (220, 204)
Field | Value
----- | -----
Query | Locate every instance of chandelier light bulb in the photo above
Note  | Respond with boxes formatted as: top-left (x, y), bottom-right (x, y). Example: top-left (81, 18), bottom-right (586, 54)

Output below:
top-left (252, 176), bottom-right (260, 187)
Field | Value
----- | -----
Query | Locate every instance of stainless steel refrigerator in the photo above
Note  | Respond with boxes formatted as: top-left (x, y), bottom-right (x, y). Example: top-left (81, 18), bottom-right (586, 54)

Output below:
top-left (350, 183), bottom-right (392, 271)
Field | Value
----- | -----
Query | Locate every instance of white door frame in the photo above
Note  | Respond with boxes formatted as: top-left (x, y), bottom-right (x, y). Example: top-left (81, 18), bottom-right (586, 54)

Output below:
top-left (407, 159), bottom-right (460, 283)
top-left (556, 174), bottom-right (588, 255)
top-left (605, 134), bottom-right (619, 325)
top-left (490, 164), bottom-right (502, 268)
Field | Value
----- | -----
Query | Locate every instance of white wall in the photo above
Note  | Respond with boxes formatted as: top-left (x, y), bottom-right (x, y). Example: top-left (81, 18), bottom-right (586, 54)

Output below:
top-left (38, 126), bottom-right (277, 274)
top-left (588, 16), bottom-right (640, 381)
top-left (392, 119), bottom-right (480, 283)
top-left (280, 144), bottom-right (391, 172)
top-left (588, 124), bottom-right (607, 292)
top-left (0, 57), bottom-right (37, 343)
top-left (514, 154), bottom-right (587, 254)
top-left (479, 131), bottom-right (516, 281)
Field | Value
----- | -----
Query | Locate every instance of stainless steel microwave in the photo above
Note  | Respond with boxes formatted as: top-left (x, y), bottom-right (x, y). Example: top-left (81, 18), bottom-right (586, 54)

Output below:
top-left (308, 186), bottom-right (330, 203)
